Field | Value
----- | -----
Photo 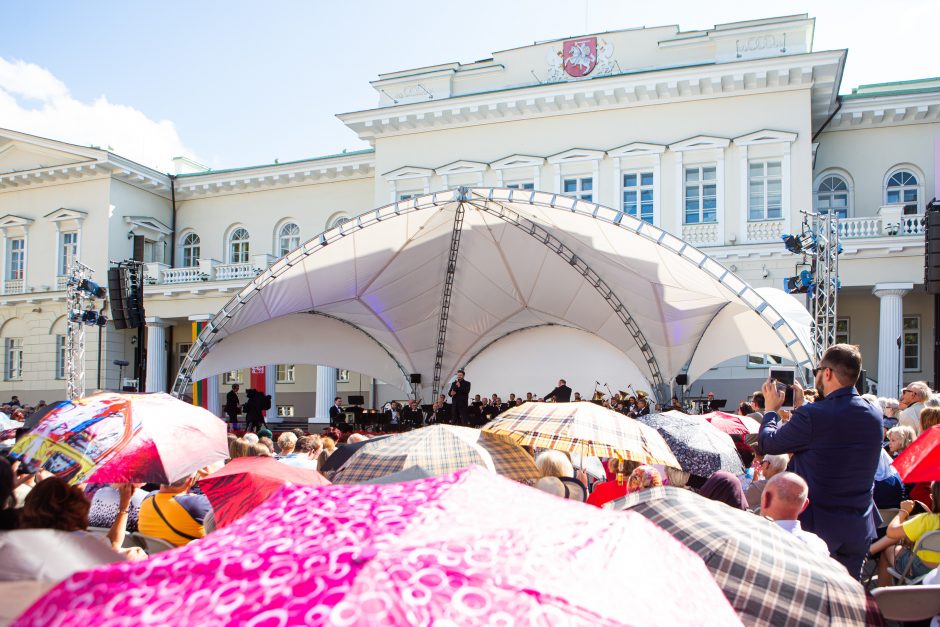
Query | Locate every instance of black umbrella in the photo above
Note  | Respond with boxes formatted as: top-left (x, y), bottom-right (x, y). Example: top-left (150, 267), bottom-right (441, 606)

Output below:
top-left (23, 400), bottom-right (67, 430)
top-left (319, 434), bottom-right (391, 473)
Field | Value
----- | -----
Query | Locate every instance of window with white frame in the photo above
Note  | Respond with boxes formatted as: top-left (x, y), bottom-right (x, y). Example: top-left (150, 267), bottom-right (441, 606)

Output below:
top-left (60, 231), bottom-right (78, 275)
top-left (277, 223), bottom-right (300, 256)
top-left (177, 343), bottom-right (192, 370)
top-left (277, 405), bottom-right (295, 417)
top-left (903, 315), bottom-right (920, 371)
top-left (746, 354), bottom-right (783, 368)
top-left (622, 171), bottom-right (654, 223)
top-left (562, 177), bottom-right (593, 201)
top-left (816, 175), bottom-right (849, 219)
top-left (55, 335), bottom-right (66, 379)
top-left (181, 233), bottom-right (200, 267)
top-left (327, 214), bottom-right (352, 230)
top-left (5, 337), bottom-right (23, 380)
top-left (835, 318), bottom-right (850, 345)
top-left (228, 228), bottom-right (250, 264)
top-left (506, 182), bottom-right (534, 190)
top-left (398, 193), bottom-right (416, 201)
top-left (222, 369), bottom-right (243, 384)
top-left (886, 170), bottom-right (920, 213)
top-left (336, 369), bottom-right (350, 383)
top-left (684, 166), bottom-right (717, 224)
top-left (276, 364), bottom-right (295, 383)
top-left (6, 237), bottom-right (24, 280)
top-left (748, 161), bottom-right (783, 221)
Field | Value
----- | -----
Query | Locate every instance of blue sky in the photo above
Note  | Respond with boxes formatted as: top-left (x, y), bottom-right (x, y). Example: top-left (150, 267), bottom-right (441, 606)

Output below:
top-left (2, 0), bottom-right (936, 171)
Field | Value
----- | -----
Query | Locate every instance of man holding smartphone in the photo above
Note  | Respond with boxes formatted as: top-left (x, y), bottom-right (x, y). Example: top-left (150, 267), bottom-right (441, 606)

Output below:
top-left (758, 344), bottom-right (883, 578)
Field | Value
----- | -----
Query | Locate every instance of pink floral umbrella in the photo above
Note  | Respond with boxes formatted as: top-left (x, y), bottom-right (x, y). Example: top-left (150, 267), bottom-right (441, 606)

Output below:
top-left (15, 466), bottom-right (742, 627)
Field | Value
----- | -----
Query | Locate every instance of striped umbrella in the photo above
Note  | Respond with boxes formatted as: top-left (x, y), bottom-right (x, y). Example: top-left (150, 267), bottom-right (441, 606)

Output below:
top-left (331, 424), bottom-right (539, 484)
top-left (637, 411), bottom-right (743, 478)
top-left (482, 401), bottom-right (680, 469)
top-left (607, 487), bottom-right (883, 626)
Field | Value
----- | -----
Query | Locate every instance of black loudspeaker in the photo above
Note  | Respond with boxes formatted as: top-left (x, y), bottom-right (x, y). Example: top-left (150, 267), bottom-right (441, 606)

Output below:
top-left (348, 395), bottom-right (365, 405)
top-left (108, 267), bottom-right (128, 330)
top-left (675, 374), bottom-right (689, 386)
top-left (124, 265), bottom-right (145, 329)
top-left (410, 373), bottom-right (422, 384)
top-left (856, 369), bottom-right (867, 395)
top-left (925, 207), bottom-right (940, 294)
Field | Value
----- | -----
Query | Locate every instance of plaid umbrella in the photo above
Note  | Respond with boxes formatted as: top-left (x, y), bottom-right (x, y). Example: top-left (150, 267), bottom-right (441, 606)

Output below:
top-left (16, 468), bottom-right (742, 626)
top-left (331, 424), bottom-right (539, 484)
top-left (637, 411), bottom-right (743, 478)
top-left (607, 487), bottom-right (884, 627)
top-left (482, 402), bottom-right (681, 469)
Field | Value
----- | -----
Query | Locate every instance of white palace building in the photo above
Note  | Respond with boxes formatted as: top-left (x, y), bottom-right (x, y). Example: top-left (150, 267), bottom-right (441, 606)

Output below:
top-left (0, 14), bottom-right (937, 419)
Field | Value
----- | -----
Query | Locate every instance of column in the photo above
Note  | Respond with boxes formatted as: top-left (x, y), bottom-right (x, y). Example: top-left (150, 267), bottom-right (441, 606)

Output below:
top-left (205, 375), bottom-right (220, 417)
top-left (144, 317), bottom-right (169, 393)
top-left (316, 365), bottom-right (337, 421)
top-left (265, 365), bottom-right (277, 419)
top-left (873, 283), bottom-right (913, 398)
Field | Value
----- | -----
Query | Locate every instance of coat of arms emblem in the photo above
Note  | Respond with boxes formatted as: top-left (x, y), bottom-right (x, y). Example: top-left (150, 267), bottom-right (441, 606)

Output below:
top-left (563, 37), bottom-right (597, 77)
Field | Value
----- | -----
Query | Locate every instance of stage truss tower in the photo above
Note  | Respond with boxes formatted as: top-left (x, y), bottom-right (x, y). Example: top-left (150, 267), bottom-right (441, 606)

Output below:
top-left (65, 261), bottom-right (94, 400)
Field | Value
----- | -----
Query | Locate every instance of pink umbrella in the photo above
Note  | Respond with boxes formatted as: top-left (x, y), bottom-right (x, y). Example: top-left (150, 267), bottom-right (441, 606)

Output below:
top-left (15, 467), bottom-right (742, 626)
top-left (11, 392), bottom-right (228, 485)
top-left (700, 411), bottom-right (761, 436)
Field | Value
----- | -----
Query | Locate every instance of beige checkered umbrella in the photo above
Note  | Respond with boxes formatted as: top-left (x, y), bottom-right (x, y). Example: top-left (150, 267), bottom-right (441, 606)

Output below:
top-left (482, 401), bottom-right (681, 469)
top-left (331, 424), bottom-right (539, 485)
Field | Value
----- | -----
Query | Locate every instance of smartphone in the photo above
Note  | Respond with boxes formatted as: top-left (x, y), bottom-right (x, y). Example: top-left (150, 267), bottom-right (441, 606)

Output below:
top-left (769, 366), bottom-right (795, 410)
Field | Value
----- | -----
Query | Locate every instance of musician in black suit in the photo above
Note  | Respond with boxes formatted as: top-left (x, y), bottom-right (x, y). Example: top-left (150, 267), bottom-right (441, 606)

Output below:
top-left (448, 369), bottom-right (471, 425)
top-left (224, 384), bottom-right (241, 424)
top-left (544, 379), bottom-right (572, 403)
top-left (328, 397), bottom-right (345, 426)
top-left (402, 399), bottom-right (425, 428)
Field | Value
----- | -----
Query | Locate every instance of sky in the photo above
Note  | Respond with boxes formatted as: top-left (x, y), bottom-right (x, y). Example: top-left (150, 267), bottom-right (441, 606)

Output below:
top-left (1, 0), bottom-right (936, 173)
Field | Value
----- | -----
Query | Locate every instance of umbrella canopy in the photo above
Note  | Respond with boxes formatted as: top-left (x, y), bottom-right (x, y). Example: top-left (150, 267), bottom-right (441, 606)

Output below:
top-left (23, 401), bottom-right (64, 430)
top-left (607, 487), bottom-right (883, 627)
top-left (17, 467), bottom-right (742, 626)
top-left (10, 393), bottom-right (229, 485)
top-left (700, 411), bottom-right (760, 436)
top-left (571, 455), bottom-right (607, 481)
top-left (482, 401), bottom-right (681, 468)
top-left (893, 424), bottom-right (940, 483)
top-left (362, 465), bottom-right (432, 485)
top-left (0, 529), bottom-right (121, 582)
top-left (0, 415), bottom-right (23, 431)
top-left (331, 424), bottom-right (539, 485)
top-left (319, 434), bottom-right (392, 473)
top-left (199, 456), bottom-right (331, 527)
top-left (637, 412), bottom-right (744, 478)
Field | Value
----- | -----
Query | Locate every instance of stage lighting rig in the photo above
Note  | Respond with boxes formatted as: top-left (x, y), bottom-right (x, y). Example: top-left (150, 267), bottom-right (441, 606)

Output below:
top-left (781, 232), bottom-right (816, 255)
top-left (784, 270), bottom-right (813, 294)
top-left (77, 278), bottom-right (107, 299)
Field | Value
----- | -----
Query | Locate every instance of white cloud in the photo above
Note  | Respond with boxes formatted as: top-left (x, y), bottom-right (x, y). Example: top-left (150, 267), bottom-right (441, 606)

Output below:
top-left (0, 58), bottom-right (196, 173)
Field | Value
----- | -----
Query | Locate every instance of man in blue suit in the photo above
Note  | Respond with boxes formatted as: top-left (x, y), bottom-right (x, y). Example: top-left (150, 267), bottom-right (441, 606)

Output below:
top-left (758, 344), bottom-right (883, 578)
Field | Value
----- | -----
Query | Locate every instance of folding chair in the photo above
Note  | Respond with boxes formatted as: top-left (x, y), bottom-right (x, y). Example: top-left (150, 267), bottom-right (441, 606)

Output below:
top-left (877, 508), bottom-right (900, 528)
top-left (887, 530), bottom-right (940, 585)
top-left (129, 532), bottom-right (176, 554)
top-left (871, 585), bottom-right (940, 622)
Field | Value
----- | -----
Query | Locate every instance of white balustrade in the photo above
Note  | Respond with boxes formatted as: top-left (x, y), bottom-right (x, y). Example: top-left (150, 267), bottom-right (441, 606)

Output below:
top-left (838, 216), bottom-right (882, 239)
top-left (214, 263), bottom-right (257, 281)
top-left (56, 276), bottom-right (68, 290)
top-left (746, 220), bottom-right (784, 243)
top-left (162, 266), bottom-right (209, 284)
top-left (682, 223), bottom-right (720, 246)
top-left (900, 214), bottom-right (925, 235)
top-left (3, 279), bottom-right (24, 294)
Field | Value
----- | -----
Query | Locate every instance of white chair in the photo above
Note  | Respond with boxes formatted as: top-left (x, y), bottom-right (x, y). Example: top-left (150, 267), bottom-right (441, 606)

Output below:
top-left (888, 530), bottom-right (940, 585)
top-left (871, 585), bottom-right (940, 621)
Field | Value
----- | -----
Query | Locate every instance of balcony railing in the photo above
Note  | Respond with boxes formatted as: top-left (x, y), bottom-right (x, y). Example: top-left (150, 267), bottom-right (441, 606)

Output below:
top-left (3, 279), bottom-right (24, 294)
top-left (56, 276), bottom-right (69, 290)
top-left (682, 222), bottom-right (721, 247)
top-left (215, 263), bottom-right (257, 281)
top-left (162, 266), bottom-right (209, 284)
top-left (838, 213), bottom-right (924, 239)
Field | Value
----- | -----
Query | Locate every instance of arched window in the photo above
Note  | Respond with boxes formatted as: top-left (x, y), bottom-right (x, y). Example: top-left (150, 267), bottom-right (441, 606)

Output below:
top-left (277, 222), bottom-right (300, 256)
top-left (327, 214), bottom-right (352, 230)
top-left (815, 175), bottom-right (849, 218)
top-left (229, 227), bottom-right (250, 264)
top-left (885, 169), bottom-right (920, 213)
top-left (180, 232), bottom-right (200, 267)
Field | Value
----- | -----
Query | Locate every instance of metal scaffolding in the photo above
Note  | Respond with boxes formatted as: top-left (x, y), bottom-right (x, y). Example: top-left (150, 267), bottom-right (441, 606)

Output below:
top-left (432, 192), bottom-right (466, 397)
top-left (65, 261), bottom-right (93, 400)
top-left (810, 211), bottom-right (840, 364)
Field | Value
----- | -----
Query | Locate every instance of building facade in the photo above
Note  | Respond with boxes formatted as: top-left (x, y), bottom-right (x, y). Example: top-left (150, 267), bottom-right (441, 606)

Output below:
top-left (0, 14), bottom-right (937, 415)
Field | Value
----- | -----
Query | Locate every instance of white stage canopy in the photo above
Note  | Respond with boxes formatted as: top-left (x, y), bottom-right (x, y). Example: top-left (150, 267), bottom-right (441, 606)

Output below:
top-left (176, 188), bottom-right (812, 402)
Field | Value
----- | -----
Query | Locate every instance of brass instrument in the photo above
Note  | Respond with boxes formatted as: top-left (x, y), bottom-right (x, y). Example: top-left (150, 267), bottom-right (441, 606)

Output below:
top-left (592, 390), bottom-right (606, 401)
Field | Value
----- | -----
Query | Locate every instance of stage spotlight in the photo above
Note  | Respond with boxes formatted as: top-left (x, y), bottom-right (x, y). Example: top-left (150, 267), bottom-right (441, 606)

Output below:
top-left (78, 279), bottom-right (107, 298)
top-left (783, 270), bottom-right (813, 294)
top-left (781, 233), bottom-right (815, 255)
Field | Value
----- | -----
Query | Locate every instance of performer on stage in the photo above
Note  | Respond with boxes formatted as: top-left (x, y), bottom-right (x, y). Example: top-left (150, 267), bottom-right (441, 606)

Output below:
top-left (448, 369), bottom-right (471, 426)
top-left (543, 379), bottom-right (572, 403)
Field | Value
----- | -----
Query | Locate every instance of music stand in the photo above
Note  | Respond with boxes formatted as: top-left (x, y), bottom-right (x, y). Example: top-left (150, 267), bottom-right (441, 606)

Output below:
top-left (708, 399), bottom-right (727, 411)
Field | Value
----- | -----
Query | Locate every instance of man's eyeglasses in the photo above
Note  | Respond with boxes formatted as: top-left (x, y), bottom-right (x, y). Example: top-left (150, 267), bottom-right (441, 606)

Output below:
top-left (812, 365), bottom-right (831, 376)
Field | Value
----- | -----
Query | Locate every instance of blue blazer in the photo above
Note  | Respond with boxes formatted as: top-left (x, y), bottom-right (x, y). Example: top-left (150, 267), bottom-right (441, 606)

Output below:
top-left (758, 386), bottom-right (883, 543)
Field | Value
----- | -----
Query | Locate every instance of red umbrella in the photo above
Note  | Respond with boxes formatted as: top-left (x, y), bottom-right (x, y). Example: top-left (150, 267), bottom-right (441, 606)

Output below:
top-left (893, 424), bottom-right (940, 482)
top-left (199, 456), bottom-right (330, 527)
top-left (700, 411), bottom-right (760, 436)
top-left (18, 467), bottom-right (743, 626)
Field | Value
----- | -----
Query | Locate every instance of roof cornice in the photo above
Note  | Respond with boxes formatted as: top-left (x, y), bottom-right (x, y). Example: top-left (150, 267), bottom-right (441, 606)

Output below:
top-left (826, 90), bottom-right (940, 131)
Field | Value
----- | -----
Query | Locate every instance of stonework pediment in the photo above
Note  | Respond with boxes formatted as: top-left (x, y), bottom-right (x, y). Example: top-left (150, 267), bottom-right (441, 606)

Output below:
top-left (0, 142), bottom-right (90, 174)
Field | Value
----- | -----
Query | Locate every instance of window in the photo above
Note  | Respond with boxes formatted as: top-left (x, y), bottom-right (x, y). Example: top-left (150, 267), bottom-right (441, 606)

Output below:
top-left (277, 405), bottom-right (295, 417)
top-left (886, 170), bottom-right (919, 213)
top-left (5, 337), bottom-right (23, 380)
top-left (562, 177), bottom-right (593, 201)
top-left (748, 161), bottom-right (783, 221)
top-left (398, 193), bottom-right (415, 201)
top-left (276, 364), bottom-right (295, 383)
top-left (177, 343), bottom-right (192, 370)
top-left (746, 354), bottom-right (783, 369)
top-left (327, 215), bottom-right (352, 230)
top-left (228, 228), bottom-right (250, 264)
top-left (336, 369), bottom-right (350, 383)
top-left (222, 370), bottom-right (243, 384)
top-left (55, 335), bottom-right (66, 379)
top-left (816, 175), bottom-right (849, 219)
top-left (903, 315), bottom-right (920, 371)
top-left (6, 237), bottom-right (24, 280)
top-left (506, 182), bottom-right (534, 190)
top-left (684, 166), bottom-right (717, 224)
top-left (623, 171), bottom-right (654, 223)
top-left (181, 233), bottom-right (200, 268)
top-left (835, 319), bottom-right (850, 345)
top-left (60, 231), bottom-right (78, 275)
top-left (277, 223), bottom-right (300, 256)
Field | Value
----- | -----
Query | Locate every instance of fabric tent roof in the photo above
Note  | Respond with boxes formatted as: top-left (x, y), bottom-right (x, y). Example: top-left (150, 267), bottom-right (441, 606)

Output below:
top-left (177, 188), bottom-right (812, 401)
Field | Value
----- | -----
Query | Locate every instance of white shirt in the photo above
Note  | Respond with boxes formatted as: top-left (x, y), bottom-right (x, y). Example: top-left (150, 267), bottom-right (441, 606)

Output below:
top-left (898, 401), bottom-right (925, 434)
top-left (279, 455), bottom-right (320, 471)
top-left (774, 519), bottom-right (830, 557)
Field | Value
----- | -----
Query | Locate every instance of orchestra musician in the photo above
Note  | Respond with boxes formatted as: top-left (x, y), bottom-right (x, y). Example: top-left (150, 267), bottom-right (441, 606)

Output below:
top-left (543, 379), bottom-right (572, 403)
